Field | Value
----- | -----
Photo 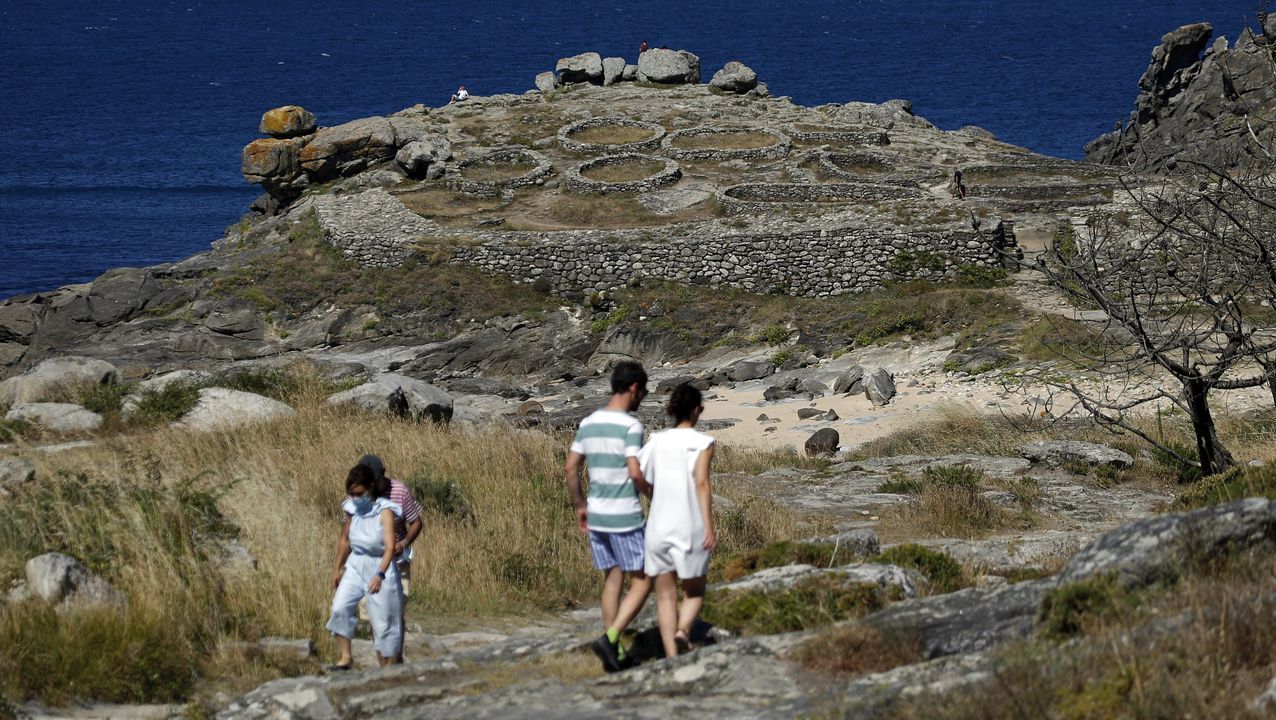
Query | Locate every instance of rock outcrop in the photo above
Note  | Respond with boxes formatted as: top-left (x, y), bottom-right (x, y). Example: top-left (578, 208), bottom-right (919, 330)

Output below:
top-left (0, 456), bottom-right (36, 496)
top-left (1018, 440), bottom-right (1134, 469)
top-left (259, 105), bottom-right (317, 139)
top-left (177, 388), bottom-right (297, 431)
top-left (327, 373), bottom-right (454, 423)
top-left (15, 552), bottom-right (124, 609)
top-left (709, 61), bottom-right (758, 94)
top-left (1085, 20), bottom-right (1276, 169)
top-left (555, 52), bottom-right (604, 84)
top-left (0, 356), bottom-right (118, 404)
top-left (5, 402), bottom-right (103, 433)
top-left (637, 48), bottom-right (701, 84)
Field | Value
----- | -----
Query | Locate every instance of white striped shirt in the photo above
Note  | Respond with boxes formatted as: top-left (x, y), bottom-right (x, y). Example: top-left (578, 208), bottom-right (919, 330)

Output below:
top-left (571, 409), bottom-right (645, 532)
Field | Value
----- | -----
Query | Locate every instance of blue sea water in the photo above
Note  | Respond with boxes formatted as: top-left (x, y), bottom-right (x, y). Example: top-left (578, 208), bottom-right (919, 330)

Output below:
top-left (0, 0), bottom-right (1257, 298)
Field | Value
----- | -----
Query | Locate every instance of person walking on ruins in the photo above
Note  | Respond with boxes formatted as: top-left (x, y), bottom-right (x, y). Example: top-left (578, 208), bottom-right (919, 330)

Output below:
top-left (639, 383), bottom-right (716, 658)
top-left (327, 463), bottom-right (405, 670)
top-left (354, 454), bottom-right (423, 663)
top-left (565, 361), bottom-right (652, 672)
top-left (950, 169), bottom-right (967, 200)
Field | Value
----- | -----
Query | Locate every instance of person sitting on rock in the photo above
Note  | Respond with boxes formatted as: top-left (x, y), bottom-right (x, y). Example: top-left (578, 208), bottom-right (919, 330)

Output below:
top-left (327, 463), bottom-right (405, 670)
top-left (639, 383), bottom-right (716, 658)
top-left (639, 40), bottom-right (649, 55)
top-left (450, 85), bottom-right (470, 103)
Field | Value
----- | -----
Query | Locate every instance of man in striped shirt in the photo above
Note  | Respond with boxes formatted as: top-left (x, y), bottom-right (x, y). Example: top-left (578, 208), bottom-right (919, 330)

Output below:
top-left (565, 361), bottom-right (651, 672)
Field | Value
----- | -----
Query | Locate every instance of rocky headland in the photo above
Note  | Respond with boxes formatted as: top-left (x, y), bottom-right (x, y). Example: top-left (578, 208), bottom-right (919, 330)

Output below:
top-left (4, 33), bottom-right (1276, 720)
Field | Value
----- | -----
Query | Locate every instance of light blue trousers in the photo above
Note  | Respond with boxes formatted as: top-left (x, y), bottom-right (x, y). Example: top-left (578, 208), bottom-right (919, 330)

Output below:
top-left (326, 552), bottom-right (403, 657)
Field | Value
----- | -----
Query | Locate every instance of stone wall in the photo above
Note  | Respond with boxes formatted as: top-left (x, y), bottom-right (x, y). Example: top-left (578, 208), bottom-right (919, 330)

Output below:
top-left (557, 117), bottom-right (665, 154)
top-left (455, 148), bottom-right (554, 196)
top-left (448, 224), bottom-right (1014, 298)
top-left (564, 154), bottom-right (682, 195)
top-left (718, 182), bottom-right (926, 216)
top-left (661, 127), bottom-right (791, 161)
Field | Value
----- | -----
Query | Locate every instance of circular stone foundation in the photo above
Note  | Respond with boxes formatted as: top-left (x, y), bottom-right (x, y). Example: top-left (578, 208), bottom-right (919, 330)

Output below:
top-left (785, 124), bottom-right (891, 146)
top-left (565, 154), bottom-right (681, 195)
top-left (661, 127), bottom-right (791, 161)
top-left (558, 117), bottom-right (666, 154)
top-left (456, 147), bottom-right (554, 196)
top-left (718, 182), bottom-right (925, 215)
top-left (818, 151), bottom-right (919, 187)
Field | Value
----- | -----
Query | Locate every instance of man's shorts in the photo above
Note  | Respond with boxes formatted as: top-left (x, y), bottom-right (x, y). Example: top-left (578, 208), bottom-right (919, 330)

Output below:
top-left (588, 527), bottom-right (646, 572)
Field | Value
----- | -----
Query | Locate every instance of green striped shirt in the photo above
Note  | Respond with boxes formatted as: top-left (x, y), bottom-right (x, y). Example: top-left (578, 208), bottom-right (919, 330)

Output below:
top-left (571, 409), bottom-right (645, 532)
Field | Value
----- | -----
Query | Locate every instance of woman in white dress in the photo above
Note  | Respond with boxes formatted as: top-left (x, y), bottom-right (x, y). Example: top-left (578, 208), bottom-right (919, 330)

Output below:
top-left (639, 383), bottom-right (717, 657)
top-left (326, 463), bottom-right (404, 669)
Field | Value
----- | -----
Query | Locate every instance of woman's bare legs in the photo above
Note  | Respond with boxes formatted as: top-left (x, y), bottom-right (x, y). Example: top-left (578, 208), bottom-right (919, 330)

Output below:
top-left (335, 635), bottom-right (353, 667)
top-left (654, 572), bottom-right (681, 657)
top-left (677, 577), bottom-right (706, 639)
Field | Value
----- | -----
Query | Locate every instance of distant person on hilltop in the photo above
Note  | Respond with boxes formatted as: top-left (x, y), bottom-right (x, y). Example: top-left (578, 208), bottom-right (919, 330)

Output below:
top-left (565, 361), bottom-right (652, 673)
top-left (639, 40), bottom-right (649, 55)
top-left (327, 463), bottom-right (405, 670)
top-left (450, 85), bottom-right (470, 103)
top-left (640, 383), bottom-right (716, 658)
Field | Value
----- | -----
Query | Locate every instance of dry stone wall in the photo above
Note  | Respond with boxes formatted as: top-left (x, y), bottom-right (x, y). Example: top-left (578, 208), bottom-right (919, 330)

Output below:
top-left (719, 182), bottom-right (926, 216)
top-left (565, 154), bottom-right (682, 195)
top-left (557, 117), bottom-right (665, 154)
top-left (448, 224), bottom-right (1013, 297)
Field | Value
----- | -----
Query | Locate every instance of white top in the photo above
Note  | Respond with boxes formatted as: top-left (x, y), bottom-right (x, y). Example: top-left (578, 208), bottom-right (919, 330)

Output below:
top-left (342, 497), bottom-right (403, 557)
top-left (639, 427), bottom-right (715, 570)
top-left (455, 88), bottom-right (470, 100)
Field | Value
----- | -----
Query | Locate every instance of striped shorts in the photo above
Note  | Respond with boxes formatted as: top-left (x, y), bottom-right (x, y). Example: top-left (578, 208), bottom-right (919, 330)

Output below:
top-left (588, 527), bottom-right (646, 572)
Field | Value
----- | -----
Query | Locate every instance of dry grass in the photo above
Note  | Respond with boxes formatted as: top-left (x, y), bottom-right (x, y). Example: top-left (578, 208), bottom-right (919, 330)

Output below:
top-left (455, 651), bottom-right (602, 695)
top-left (886, 547), bottom-right (1276, 720)
top-left (0, 364), bottom-right (813, 706)
top-left (793, 624), bottom-right (923, 677)
top-left (568, 125), bottom-right (658, 146)
top-left (580, 159), bottom-right (665, 183)
top-left (670, 129), bottom-right (778, 150)
top-left (398, 188), bottom-right (503, 219)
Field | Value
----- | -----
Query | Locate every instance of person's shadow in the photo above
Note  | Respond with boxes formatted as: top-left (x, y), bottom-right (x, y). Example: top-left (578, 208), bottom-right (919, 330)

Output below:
top-left (624, 618), bottom-right (719, 665)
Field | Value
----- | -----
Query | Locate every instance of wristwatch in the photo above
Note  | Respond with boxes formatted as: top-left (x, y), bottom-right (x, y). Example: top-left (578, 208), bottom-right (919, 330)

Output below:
top-left (376, 570), bottom-right (386, 579)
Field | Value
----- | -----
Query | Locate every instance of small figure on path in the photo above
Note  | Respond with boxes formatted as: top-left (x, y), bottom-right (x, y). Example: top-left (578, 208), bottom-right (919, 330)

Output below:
top-left (565, 361), bottom-right (652, 672)
top-left (326, 463), bottom-right (405, 670)
top-left (639, 384), bottom-right (716, 657)
top-left (450, 85), bottom-right (470, 103)
top-left (950, 169), bottom-right (967, 200)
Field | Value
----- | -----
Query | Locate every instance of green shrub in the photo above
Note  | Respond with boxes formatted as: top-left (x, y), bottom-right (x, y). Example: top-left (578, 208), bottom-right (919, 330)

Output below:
top-left (769, 349), bottom-right (796, 366)
top-left (876, 476), bottom-right (925, 494)
top-left (1176, 464), bottom-right (1276, 510)
top-left (1038, 575), bottom-right (1126, 640)
top-left (887, 250), bottom-right (945, 276)
top-left (717, 540), bottom-right (839, 582)
top-left (702, 574), bottom-right (891, 635)
top-left (75, 382), bottom-right (134, 417)
top-left (403, 472), bottom-right (475, 524)
top-left (920, 464), bottom-right (984, 491)
top-left (874, 544), bottom-right (966, 594)
top-left (129, 382), bottom-right (203, 428)
top-left (756, 324), bottom-right (791, 345)
top-left (588, 305), bottom-right (632, 334)
top-left (955, 264), bottom-right (1009, 288)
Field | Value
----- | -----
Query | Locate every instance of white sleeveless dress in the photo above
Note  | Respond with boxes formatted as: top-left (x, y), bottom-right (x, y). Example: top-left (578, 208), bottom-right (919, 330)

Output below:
top-left (639, 427), bottom-right (715, 578)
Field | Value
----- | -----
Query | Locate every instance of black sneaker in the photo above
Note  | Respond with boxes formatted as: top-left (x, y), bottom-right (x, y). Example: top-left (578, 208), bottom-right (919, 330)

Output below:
top-left (590, 634), bottom-right (623, 673)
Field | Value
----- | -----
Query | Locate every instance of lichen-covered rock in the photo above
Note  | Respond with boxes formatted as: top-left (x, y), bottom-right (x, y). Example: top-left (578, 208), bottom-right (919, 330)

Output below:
top-left (395, 134), bottom-right (453, 180)
top-left (258, 105), bottom-right (317, 138)
top-left (299, 116), bottom-right (397, 181)
top-left (555, 52), bottom-right (604, 84)
top-left (602, 57), bottom-right (625, 86)
top-left (25, 552), bottom-right (125, 608)
top-left (861, 578), bottom-right (1055, 658)
top-left (804, 528), bottom-right (881, 558)
top-left (833, 365), bottom-right (865, 394)
top-left (865, 368), bottom-right (896, 406)
top-left (327, 373), bottom-right (454, 423)
top-left (1059, 497), bottom-right (1276, 588)
top-left (534, 71), bottom-right (559, 94)
top-left (1086, 22), bottom-right (1276, 169)
top-left (637, 48), bottom-right (699, 84)
top-left (0, 456), bottom-right (36, 496)
top-left (1018, 440), bottom-right (1134, 469)
top-left (0, 356), bottom-right (118, 404)
top-left (5, 403), bottom-right (102, 433)
top-left (241, 136), bottom-right (310, 201)
top-left (717, 562), bottom-right (923, 598)
top-left (177, 388), bottom-right (296, 431)
top-left (709, 61), bottom-right (758, 93)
